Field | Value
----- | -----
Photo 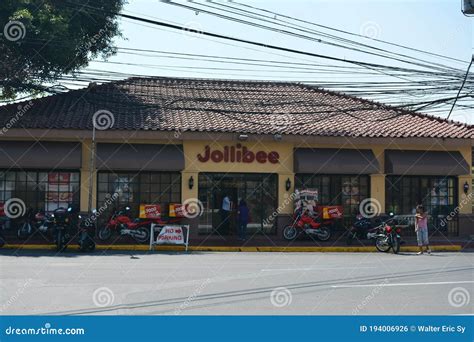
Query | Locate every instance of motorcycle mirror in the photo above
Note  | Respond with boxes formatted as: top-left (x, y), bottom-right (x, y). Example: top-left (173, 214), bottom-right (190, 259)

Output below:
top-left (78, 215), bottom-right (82, 219)
top-left (92, 209), bottom-right (97, 214)
top-left (125, 206), bottom-right (131, 211)
top-left (389, 212), bottom-right (394, 217)
top-left (67, 207), bottom-right (72, 212)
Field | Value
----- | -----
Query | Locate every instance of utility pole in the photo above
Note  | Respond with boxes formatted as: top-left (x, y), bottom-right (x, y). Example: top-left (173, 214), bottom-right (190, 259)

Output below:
top-left (87, 124), bottom-right (96, 213)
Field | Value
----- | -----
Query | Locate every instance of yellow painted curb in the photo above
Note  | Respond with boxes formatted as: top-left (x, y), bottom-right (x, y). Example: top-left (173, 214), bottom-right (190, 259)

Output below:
top-left (2, 244), bottom-right (463, 252)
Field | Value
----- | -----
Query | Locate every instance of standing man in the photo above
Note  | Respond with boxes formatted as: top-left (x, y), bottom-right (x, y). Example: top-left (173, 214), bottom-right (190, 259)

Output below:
top-left (221, 193), bottom-right (231, 234)
top-left (237, 199), bottom-right (249, 241)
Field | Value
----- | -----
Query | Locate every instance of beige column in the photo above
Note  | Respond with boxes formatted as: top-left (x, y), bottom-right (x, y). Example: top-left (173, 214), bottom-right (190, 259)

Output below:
top-left (370, 174), bottom-right (386, 214)
top-left (80, 139), bottom-right (97, 212)
top-left (181, 171), bottom-right (198, 202)
top-left (457, 175), bottom-right (473, 214)
top-left (278, 173), bottom-right (295, 215)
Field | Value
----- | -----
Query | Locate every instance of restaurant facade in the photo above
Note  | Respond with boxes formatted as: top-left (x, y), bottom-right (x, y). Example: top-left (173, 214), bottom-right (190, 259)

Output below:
top-left (0, 77), bottom-right (473, 245)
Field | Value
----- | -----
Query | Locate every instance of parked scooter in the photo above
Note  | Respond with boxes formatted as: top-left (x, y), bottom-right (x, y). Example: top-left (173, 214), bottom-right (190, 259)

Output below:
top-left (77, 212), bottom-right (96, 252)
top-left (98, 207), bottom-right (150, 243)
top-left (283, 209), bottom-right (332, 241)
top-left (345, 214), bottom-right (391, 245)
top-left (51, 207), bottom-right (74, 252)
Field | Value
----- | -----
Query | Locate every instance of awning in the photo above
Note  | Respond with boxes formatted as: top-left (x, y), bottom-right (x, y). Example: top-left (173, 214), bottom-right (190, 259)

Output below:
top-left (0, 141), bottom-right (82, 169)
top-left (385, 150), bottom-right (470, 176)
top-left (294, 148), bottom-right (380, 174)
top-left (96, 143), bottom-right (184, 171)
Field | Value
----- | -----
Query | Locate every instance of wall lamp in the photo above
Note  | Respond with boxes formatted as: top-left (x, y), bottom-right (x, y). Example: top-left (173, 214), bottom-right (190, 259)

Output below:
top-left (285, 178), bottom-right (291, 191)
top-left (463, 181), bottom-right (469, 195)
top-left (273, 134), bottom-right (282, 141)
top-left (238, 134), bottom-right (248, 141)
top-left (188, 176), bottom-right (194, 190)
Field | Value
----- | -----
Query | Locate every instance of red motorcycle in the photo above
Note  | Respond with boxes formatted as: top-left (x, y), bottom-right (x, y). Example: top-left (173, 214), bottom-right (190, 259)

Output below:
top-left (98, 207), bottom-right (151, 243)
top-left (283, 209), bottom-right (333, 241)
top-left (98, 206), bottom-right (181, 243)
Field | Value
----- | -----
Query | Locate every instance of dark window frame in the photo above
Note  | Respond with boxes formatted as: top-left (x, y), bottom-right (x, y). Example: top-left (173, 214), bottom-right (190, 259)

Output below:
top-left (0, 169), bottom-right (81, 213)
top-left (96, 171), bottom-right (182, 221)
top-left (385, 175), bottom-right (458, 216)
top-left (295, 174), bottom-right (371, 219)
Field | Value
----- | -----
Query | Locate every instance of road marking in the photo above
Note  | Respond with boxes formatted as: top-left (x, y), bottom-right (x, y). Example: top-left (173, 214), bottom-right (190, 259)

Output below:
top-left (261, 266), bottom-right (376, 271)
top-left (331, 280), bottom-right (474, 288)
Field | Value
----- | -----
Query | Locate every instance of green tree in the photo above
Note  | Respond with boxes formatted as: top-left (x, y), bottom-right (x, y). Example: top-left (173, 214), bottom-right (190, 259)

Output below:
top-left (0, 0), bottom-right (124, 99)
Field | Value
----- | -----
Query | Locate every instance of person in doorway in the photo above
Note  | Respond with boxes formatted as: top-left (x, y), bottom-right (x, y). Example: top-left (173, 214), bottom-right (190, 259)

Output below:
top-left (237, 199), bottom-right (249, 241)
top-left (415, 204), bottom-right (431, 255)
top-left (220, 194), bottom-right (231, 234)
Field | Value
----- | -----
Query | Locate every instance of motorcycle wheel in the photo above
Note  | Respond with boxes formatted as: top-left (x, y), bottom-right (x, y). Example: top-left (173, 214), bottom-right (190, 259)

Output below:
top-left (392, 237), bottom-right (400, 254)
top-left (79, 237), bottom-right (96, 252)
top-left (133, 227), bottom-right (150, 243)
top-left (283, 226), bottom-right (298, 241)
top-left (56, 230), bottom-right (67, 252)
top-left (375, 236), bottom-right (391, 253)
top-left (316, 227), bottom-right (331, 241)
top-left (98, 227), bottom-right (112, 241)
top-left (17, 223), bottom-right (32, 240)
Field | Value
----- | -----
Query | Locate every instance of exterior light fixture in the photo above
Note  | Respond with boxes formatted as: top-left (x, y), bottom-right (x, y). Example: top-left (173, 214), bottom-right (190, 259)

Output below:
top-left (273, 134), bottom-right (282, 141)
top-left (189, 176), bottom-right (194, 190)
top-left (285, 178), bottom-right (291, 191)
top-left (463, 181), bottom-right (469, 194)
top-left (238, 134), bottom-right (248, 141)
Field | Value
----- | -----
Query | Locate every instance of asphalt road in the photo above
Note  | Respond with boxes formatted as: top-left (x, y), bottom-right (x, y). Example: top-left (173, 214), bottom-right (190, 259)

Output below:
top-left (0, 250), bottom-right (472, 315)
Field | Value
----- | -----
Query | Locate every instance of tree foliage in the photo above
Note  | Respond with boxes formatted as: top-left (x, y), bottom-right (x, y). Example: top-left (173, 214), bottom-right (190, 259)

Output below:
top-left (0, 0), bottom-right (125, 99)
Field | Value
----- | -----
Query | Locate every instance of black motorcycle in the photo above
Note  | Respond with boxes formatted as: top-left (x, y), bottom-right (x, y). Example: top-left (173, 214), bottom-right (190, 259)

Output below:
top-left (77, 212), bottom-right (96, 252)
top-left (17, 209), bottom-right (52, 240)
top-left (51, 207), bottom-right (74, 252)
top-left (346, 213), bottom-right (392, 245)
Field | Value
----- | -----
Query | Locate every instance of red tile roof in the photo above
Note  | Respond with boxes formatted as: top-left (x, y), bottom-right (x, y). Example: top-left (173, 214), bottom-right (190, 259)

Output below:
top-left (1, 76), bottom-right (472, 139)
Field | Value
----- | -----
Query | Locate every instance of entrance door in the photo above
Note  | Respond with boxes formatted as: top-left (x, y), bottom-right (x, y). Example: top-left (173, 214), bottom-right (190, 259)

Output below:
top-left (198, 173), bottom-right (278, 235)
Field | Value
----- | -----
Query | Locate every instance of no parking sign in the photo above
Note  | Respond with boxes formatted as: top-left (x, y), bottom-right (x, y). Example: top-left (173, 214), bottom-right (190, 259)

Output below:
top-left (149, 224), bottom-right (190, 251)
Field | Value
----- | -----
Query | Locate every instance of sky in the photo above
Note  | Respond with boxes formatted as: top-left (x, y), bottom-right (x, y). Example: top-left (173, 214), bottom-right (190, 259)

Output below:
top-left (82, 0), bottom-right (473, 123)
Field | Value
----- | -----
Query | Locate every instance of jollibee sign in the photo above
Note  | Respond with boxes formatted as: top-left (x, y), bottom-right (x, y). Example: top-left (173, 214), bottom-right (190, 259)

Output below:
top-left (197, 144), bottom-right (279, 164)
